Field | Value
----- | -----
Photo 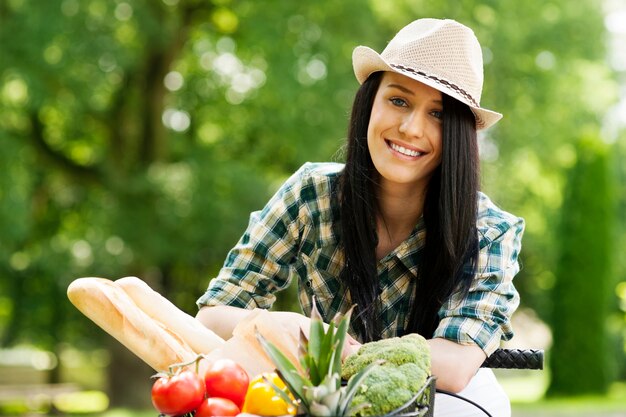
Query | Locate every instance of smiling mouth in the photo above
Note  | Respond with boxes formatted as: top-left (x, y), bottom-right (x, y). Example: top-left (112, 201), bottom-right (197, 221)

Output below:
top-left (386, 140), bottom-right (424, 157)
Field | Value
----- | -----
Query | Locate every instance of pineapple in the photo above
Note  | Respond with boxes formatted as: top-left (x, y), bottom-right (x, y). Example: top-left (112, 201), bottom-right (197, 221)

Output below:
top-left (256, 302), bottom-right (380, 417)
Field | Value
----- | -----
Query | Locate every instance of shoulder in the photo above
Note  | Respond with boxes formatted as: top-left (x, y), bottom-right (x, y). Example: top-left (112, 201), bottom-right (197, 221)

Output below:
top-left (294, 162), bottom-right (345, 181)
top-left (476, 192), bottom-right (525, 247)
top-left (286, 162), bottom-right (344, 197)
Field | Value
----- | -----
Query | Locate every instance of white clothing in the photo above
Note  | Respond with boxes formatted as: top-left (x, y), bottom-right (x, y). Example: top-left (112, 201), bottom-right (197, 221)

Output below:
top-left (434, 368), bottom-right (510, 417)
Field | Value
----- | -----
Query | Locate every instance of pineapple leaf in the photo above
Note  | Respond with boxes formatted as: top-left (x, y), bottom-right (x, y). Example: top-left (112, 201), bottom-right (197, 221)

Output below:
top-left (330, 306), bottom-right (353, 374)
top-left (328, 345), bottom-right (342, 390)
top-left (317, 321), bottom-right (335, 379)
top-left (298, 329), bottom-right (310, 371)
top-left (262, 374), bottom-right (297, 410)
top-left (307, 355), bottom-right (322, 386)
top-left (310, 295), bottom-right (323, 322)
top-left (256, 329), bottom-right (308, 401)
top-left (348, 401), bottom-right (373, 416)
top-left (257, 303), bottom-right (370, 417)
top-left (340, 359), bottom-right (384, 416)
top-left (332, 304), bottom-right (354, 328)
top-left (309, 301), bottom-right (325, 369)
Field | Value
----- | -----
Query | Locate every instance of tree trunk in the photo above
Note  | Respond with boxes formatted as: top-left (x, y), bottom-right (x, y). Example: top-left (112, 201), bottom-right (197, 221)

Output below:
top-left (107, 340), bottom-right (154, 409)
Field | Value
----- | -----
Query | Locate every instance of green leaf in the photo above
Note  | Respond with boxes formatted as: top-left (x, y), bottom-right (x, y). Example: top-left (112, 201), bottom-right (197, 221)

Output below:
top-left (328, 346), bottom-right (342, 390)
top-left (332, 305), bottom-right (353, 328)
top-left (298, 329), bottom-right (310, 371)
top-left (309, 300), bottom-right (325, 367)
top-left (262, 374), bottom-right (297, 409)
top-left (331, 307), bottom-right (352, 374)
top-left (340, 359), bottom-right (384, 415)
top-left (256, 329), bottom-right (307, 401)
top-left (307, 355), bottom-right (322, 386)
top-left (317, 321), bottom-right (335, 379)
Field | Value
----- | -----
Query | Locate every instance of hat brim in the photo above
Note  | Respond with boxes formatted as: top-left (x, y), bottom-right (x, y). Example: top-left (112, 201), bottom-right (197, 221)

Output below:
top-left (352, 46), bottom-right (503, 130)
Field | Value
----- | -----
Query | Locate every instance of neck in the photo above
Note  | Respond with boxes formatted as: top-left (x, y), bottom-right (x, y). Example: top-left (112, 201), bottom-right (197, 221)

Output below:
top-left (376, 179), bottom-right (426, 230)
top-left (374, 179), bottom-right (427, 259)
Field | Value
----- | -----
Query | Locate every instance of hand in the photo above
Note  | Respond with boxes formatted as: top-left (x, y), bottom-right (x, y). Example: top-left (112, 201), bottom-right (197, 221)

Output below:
top-left (427, 337), bottom-right (486, 392)
top-left (342, 336), bottom-right (361, 361)
top-left (270, 311), bottom-right (314, 341)
top-left (270, 311), bottom-right (361, 360)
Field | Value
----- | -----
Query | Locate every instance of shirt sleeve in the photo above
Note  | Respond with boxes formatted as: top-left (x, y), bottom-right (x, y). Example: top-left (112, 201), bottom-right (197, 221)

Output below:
top-left (196, 164), bottom-right (313, 310)
top-left (432, 213), bottom-right (525, 356)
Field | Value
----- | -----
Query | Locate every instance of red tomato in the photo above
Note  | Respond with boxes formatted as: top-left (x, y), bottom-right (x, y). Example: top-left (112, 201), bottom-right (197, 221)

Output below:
top-left (151, 370), bottom-right (205, 416)
top-left (203, 359), bottom-right (249, 408)
top-left (195, 397), bottom-right (240, 417)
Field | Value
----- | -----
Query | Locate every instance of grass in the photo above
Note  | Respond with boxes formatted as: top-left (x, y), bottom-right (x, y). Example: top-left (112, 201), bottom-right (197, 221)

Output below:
top-left (512, 383), bottom-right (626, 413)
top-left (58, 382), bottom-right (626, 417)
top-left (9, 371), bottom-right (625, 416)
top-left (499, 371), bottom-right (626, 416)
top-left (70, 399), bottom-right (626, 417)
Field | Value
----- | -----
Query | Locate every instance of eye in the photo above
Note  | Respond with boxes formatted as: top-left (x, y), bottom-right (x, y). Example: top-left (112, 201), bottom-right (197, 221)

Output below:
top-left (389, 97), bottom-right (408, 107)
top-left (431, 110), bottom-right (443, 120)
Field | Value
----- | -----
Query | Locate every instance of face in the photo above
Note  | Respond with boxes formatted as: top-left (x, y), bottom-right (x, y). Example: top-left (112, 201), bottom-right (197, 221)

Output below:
top-left (367, 71), bottom-right (443, 193)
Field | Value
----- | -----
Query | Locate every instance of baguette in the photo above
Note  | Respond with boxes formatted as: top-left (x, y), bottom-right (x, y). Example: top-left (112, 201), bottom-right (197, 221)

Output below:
top-left (67, 277), bottom-right (197, 372)
top-left (68, 277), bottom-right (303, 379)
top-left (115, 276), bottom-right (224, 355)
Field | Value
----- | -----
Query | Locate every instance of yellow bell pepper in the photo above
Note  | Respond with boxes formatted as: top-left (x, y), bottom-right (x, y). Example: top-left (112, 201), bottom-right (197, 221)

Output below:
top-left (242, 372), bottom-right (297, 416)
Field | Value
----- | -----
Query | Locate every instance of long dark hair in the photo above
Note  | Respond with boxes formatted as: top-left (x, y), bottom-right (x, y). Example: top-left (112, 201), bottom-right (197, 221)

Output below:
top-left (338, 72), bottom-right (480, 342)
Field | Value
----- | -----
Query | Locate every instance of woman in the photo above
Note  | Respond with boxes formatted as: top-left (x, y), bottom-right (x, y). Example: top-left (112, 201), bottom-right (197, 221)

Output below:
top-left (196, 18), bottom-right (524, 416)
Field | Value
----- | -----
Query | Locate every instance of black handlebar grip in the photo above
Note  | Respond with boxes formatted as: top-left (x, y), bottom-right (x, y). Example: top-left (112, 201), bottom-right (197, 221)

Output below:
top-left (481, 348), bottom-right (544, 370)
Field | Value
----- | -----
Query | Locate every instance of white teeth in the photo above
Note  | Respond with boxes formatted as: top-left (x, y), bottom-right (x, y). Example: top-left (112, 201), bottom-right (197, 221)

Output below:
top-left (389, 142), bottom-right (423, 157)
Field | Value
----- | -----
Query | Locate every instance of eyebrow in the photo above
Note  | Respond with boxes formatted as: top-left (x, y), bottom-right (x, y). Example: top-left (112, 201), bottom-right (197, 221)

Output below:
top-left (386, 83), bottom-right (442, 104)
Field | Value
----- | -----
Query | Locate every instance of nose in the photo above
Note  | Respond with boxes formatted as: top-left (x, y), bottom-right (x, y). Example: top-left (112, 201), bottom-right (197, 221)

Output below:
top-left (398, 111), bottom-right (425, 138)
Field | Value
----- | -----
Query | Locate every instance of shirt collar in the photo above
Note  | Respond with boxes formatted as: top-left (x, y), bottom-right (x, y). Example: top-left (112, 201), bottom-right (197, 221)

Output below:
top-left (378, 216), bottom-right (426, 276)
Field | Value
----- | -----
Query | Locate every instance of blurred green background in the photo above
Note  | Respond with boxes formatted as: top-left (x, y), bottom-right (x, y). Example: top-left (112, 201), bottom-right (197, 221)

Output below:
top-left (1, 0), bottom-right (625, 415)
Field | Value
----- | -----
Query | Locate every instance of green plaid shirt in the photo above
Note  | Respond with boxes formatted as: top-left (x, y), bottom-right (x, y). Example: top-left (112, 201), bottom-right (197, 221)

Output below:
top-left (197, 163), bottom-right (525, 355)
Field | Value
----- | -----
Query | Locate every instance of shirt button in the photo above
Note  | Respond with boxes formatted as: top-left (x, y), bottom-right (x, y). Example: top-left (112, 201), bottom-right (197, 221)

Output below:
top-left (306, 281), bottom-right (312, 288)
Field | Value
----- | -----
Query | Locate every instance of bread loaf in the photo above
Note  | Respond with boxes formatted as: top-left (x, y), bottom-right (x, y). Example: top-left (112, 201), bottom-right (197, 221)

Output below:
top-left (115, 276), bottom-right (224, 355)
top-left (67, 277), bottom-right (304, 378)
top-left (67, 277), bottom-right (197, 372)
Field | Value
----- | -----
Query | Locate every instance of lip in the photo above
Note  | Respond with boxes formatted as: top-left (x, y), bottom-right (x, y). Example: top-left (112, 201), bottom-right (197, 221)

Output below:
top-left (385, 139), bottom-right (427, 160)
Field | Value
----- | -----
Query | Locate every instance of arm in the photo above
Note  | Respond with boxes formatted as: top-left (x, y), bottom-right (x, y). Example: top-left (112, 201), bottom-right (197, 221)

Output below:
top-left (196, 305), bottom-right (256, 340)
top-left (196, 305), bottom-right (360, 358)
top-left (196, 165), bottom-right (313, 320)
top-left (432, 207), bottom-right (525, 392)
top-left (196, 305), bottom-right (314, 340)
top-left (428, 337), bottom-right (485, 392)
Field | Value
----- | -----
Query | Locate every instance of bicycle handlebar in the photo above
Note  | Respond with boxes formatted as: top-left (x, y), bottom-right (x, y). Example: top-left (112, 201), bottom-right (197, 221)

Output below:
top-left (480, 348), bottom-right (544, 370)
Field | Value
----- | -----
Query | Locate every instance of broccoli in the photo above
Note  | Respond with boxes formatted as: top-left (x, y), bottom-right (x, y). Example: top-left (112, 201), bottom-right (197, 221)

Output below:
top-left (342, 333), bottom-right (431, 416)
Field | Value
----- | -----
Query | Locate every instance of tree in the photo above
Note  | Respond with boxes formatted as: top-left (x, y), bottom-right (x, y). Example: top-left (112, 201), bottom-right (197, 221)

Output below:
top-left (0, 0), bottom-right (378, 406)
top-left (0, 0), bottom-right (621, 409)
top-left (548, 135), bottom-right (618, 395)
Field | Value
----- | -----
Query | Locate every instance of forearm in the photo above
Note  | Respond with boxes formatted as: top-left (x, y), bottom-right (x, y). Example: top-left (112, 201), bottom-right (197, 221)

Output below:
top-left (196, 306), bottom-right (314, 341)
top-left (196, 305), bottom-right (361, 360)
top-left (195, 305), bottom-right (255, 339)
top-left (427, 337), bottom-right (486, 393)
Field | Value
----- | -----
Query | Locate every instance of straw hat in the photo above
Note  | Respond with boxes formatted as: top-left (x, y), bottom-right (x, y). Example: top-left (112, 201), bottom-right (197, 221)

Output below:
top-left (352, 18), bottom-right (502, 130)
